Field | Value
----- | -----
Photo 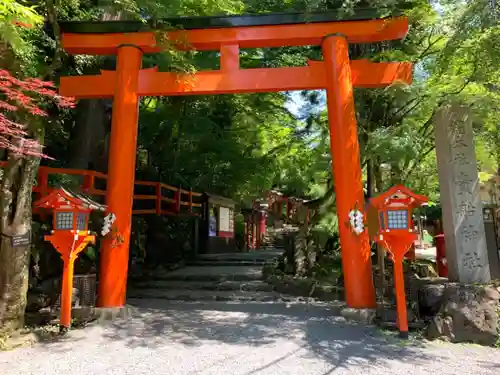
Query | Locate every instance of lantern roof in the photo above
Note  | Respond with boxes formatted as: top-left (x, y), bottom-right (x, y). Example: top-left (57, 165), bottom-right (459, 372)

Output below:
top-left (34, 187), bottom-right (106, 212)
top-left (369, 185), bottom-right (428, 210)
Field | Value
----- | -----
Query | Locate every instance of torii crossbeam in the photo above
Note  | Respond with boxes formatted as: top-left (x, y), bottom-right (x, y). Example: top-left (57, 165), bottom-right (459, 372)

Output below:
top-left (59, 10), bottom-right (413, 310)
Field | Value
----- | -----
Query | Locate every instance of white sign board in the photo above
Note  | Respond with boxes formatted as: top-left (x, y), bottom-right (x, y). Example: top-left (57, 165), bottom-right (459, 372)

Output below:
top-left (219, 207), bottom-right (230, 232)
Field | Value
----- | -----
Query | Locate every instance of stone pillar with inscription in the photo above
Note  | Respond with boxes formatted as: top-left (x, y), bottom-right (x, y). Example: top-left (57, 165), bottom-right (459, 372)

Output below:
top-left (434, 103), bottom-right (491, 284)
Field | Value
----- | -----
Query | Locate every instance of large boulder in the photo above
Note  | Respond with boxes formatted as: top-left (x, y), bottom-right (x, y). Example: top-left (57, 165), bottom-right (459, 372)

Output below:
top-left (417, 278), bottom-right (449, 317)
top-left (25, 291), bottom-right (51, 312)
top-left (426, 283), bottom-right (500, 346)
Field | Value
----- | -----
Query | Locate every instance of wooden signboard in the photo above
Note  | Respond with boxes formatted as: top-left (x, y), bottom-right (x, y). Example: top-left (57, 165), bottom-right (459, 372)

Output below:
top-left (12, 232), bottom-right (31, 248)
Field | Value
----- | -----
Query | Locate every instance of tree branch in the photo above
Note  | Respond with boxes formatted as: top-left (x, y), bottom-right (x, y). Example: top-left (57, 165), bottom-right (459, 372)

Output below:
top-left (413, 32), bottom-right (446, 62)
top-left (402, 144), bottom-right (436, 181)
top-left (44, 0), bottom-right (63, 80)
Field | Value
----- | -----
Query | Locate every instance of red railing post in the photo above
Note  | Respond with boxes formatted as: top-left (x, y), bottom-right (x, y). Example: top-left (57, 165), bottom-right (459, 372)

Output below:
top-left (37, 167), bottom-right (49, 197)
top-left (435, 233), bottom-right (448, 277)
top-left (256, 213), bottom-right (261, 250)
top-left (188, 189), bottom-right (193, 214)
top-left (248, 215), bottom-right (253, 251)
top-left (174, 189), bottom-right (181, 213)
top-left (286, 198), bottom-right (291, 220)
top-left (252, 214), bottom-right (257, 250)
top-left (155, 183), bottom-right (162, 215)
top-left (244, 221), bottom-right (249, 251)
top-left (82, 173), bottom-right (95, 193)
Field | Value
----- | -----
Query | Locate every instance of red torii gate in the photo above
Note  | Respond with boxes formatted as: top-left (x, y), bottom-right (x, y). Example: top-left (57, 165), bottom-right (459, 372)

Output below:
top-left (246, 191), bottom-right (312, 250)
top-left (58, 11), bottom-right (412, 309)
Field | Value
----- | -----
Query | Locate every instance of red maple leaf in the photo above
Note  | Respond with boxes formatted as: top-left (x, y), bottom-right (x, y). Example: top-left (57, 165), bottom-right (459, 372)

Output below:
top-left (12, 21), bottom-right (33, 28)
top-left (0, 70), bottom-right (75, 157)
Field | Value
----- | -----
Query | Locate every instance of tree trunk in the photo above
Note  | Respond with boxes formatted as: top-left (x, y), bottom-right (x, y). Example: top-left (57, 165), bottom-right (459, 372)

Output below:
top-left (69, 99), bottom-right (109, 170)
top-left (373, 159), bottom-right (384, 193)
top-left (0, 147), bottom-right (40, 333)
top-left (67, 3), bottom-right (126, 171)
top-left (366, 158), bottom-right (374, 198)
top-left (391, 164), bottom-right (403, 185)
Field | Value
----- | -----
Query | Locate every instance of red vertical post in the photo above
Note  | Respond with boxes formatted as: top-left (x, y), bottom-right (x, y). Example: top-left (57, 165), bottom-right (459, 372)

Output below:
top-left (174, 189), bottom-right (181, 213)
top-left (247, 222), bottom-right (252, 251)
top-left (155, 183), bottom-right (162, 215)
top-left (250, 213), bottom-right (256, 250)
top-left (259, 211), bottom-right (266, 243)
top-left (322, 35), bottom-right (376, 308)
top-left (244, 220), bottom-right (248, 251)
top-left (393, 255), bottom-right (409, 337)
top-left (59, 257), bottom-right (75, 329)
top-left (188, 189), bottom-right (193, 214)
top-left (286, 198), bottom-right (291, 219)
top-left (435, 234), bottom-right (448, 277)
top-left (256, 216), bottom-right (261, 250)
top-left (252, 216), bottom-right (257, 250)
top-left (36, 168), bottom-right (49, 219)
top-left (98, 45), bottom-right (142, 308)
top-left (220, 44), bottom-right (239, 72)
top-left (248, 214), bottom-right (253, 250)
top-left (37, 167), bottom-right (49, 197)
top-left (82, 173), bottom-right (95, 193)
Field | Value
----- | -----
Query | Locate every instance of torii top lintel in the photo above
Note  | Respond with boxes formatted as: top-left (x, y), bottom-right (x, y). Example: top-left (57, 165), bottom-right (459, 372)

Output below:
top-left (59, 10), bottom-right (409, 54)
top-left (58, 10), bottom-right (412, 98)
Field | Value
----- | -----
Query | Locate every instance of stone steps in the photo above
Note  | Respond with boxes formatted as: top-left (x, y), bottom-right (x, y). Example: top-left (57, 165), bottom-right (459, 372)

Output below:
top-left (127, 289), bottom-right (347, 313)
top-left (127, 289), bottom-right (300, 303)
top-left (127, 251), bottom-right (345, 308)
top-left (189, 260), bottom-right (269, 267)
top-left (140, 265), bottom-right (264, 282)
top-left (144, 273), bottom-right (263, 282)
top-left (132, 279), bottom-right (275, 292)
top-left (195, 251), bottom-right (283, 263)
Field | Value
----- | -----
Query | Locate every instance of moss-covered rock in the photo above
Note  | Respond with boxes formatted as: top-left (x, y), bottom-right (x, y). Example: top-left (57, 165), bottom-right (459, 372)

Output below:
top-left (426, 283), bottom-right (500, 346)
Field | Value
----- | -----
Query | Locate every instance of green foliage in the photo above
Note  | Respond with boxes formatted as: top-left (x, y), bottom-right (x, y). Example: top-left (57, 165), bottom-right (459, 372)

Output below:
top-left (133, 0), bottom-right (499, 233)
top-left (6, 0), bottom-right (499, 231)
top-left (0, 0), bottom-right (43, 65)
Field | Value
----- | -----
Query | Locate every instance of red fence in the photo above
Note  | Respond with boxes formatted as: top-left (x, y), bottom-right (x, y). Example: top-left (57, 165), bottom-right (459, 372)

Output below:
top-left (0, 162), bottom-right (203, 216)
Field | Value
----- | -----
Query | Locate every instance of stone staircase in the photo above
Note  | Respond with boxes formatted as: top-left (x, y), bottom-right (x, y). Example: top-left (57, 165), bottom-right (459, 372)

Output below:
top-left (126, 249), bottom-right (377, 326)
top-left (127, 250), bottom-right (294, 303)
top-left (126, 225), bottom-right (343, 307)
top-left (259, 223), bottom-right (298, 252)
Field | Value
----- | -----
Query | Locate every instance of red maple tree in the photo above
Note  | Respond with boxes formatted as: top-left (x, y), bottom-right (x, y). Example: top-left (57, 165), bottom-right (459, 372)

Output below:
top-left (0, 69), bottom-right (75, 157)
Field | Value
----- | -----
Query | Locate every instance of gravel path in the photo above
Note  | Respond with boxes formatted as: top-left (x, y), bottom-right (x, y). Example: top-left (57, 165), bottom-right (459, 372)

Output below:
top-left (1, 300), bottom-right (499, 375)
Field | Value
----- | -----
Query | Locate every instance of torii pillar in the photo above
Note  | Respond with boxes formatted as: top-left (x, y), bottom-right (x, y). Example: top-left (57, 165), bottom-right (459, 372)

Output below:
top-left (99, 45), bottom-right (142, 307)
top-left (323, 34), bottom-right (376, 307)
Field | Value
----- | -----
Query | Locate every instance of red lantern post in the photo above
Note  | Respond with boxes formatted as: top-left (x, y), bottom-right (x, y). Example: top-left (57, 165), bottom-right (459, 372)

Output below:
top-left (435, 234), bottom-right (448, 277)
top-left (369, 185), bottom-right (428, 338)
top-left (34, 188), bottom-right (106, 332)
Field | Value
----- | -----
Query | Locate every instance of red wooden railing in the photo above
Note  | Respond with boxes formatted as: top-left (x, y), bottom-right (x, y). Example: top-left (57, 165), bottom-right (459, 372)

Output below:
top-left (0, 162), bottom-right (203, 216)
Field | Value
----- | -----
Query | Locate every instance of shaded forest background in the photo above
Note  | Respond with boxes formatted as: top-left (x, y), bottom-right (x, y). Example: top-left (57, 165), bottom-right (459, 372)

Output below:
top-left (0, 0), bottom-right (498, 331)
